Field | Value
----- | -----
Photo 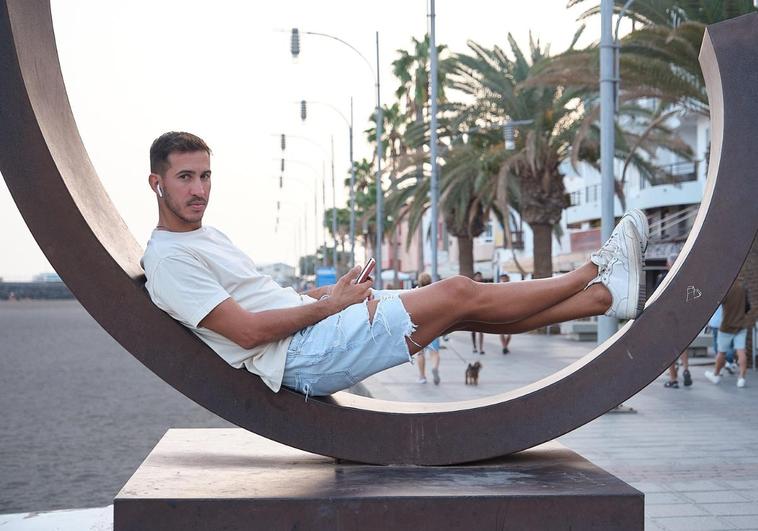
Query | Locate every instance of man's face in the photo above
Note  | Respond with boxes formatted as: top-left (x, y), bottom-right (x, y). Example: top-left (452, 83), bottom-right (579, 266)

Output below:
top-left (157, 151), bottom-right (211, 228)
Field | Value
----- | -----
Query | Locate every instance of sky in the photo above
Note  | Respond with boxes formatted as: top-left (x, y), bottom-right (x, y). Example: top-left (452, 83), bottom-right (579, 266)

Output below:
top-left (0, 0), bottom-right (602, 281)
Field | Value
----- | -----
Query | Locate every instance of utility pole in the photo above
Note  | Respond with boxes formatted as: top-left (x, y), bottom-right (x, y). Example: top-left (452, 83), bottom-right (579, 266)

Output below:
top-left (429, 0), bottom-right (439, 281)
top-left (375, 32), bottom-right (384, 288)
top-left (331, 135), bottom-right (338, 269)
top-left (598, 0), bottom-right (618, 343)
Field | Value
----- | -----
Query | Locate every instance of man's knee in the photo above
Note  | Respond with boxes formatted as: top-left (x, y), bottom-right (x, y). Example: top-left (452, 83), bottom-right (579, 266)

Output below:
top-left (439, 275), bottom-right (477, 301)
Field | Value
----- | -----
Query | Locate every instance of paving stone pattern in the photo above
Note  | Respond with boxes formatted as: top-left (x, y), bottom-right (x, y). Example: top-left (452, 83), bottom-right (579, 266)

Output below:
top-left (363, 329), bottom-right (758, 531)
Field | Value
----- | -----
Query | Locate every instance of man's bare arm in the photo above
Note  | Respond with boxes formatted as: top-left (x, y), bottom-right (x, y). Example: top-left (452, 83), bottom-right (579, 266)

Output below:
top-left (199, 266), bottom-right (371, 350)
top-left (302, 285), bottom-right (331, 299)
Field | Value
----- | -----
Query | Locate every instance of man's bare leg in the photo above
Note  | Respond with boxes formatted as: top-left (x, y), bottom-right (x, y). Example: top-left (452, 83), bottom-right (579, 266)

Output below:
top-left (440, 283), bottom-right (611, 336)
top-left (737, 348), bottom-right (748, 379)
top-left (365, 262), bottom-right (606, 354)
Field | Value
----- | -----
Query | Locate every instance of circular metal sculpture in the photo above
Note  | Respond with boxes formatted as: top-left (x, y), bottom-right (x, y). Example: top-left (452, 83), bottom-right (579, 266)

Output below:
top-left (1, 1), bottom-right (757, 465)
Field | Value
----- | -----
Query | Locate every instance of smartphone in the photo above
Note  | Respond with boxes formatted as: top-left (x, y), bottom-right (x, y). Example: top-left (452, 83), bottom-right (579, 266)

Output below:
top-left (355, 258), bottom-right (376, 284)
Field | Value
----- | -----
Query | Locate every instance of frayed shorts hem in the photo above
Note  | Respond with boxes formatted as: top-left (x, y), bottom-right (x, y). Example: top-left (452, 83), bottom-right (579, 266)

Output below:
top-left (281, 293), bottom-right (415, 398)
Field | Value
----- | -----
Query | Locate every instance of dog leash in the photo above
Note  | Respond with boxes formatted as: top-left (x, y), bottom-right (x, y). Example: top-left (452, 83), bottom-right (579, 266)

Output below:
top-left (444, 340), bottom-right (475, 365)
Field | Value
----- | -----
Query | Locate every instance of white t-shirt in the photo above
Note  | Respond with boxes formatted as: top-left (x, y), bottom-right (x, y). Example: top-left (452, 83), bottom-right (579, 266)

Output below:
top-left (141, 226), bottom-right (317, 392)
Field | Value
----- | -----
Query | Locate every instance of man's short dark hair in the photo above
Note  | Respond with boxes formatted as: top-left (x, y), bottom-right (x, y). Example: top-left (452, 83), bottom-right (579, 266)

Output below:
top-left (150, 131), bottom-right (211, 176)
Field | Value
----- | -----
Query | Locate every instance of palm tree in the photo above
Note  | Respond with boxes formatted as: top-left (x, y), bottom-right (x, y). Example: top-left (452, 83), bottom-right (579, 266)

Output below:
top-left (392, 35), bottom-right (455, 275)
top-left (324, 206), bottom-right (351, 268)
top-left (364, 103), bottom-right (413, 285)
top-left (350, 158), bottom-right (380, 257)
top-left (544, 1), bottom-right (757, 116)
top-left (445, 35), bottom-right (590, 278)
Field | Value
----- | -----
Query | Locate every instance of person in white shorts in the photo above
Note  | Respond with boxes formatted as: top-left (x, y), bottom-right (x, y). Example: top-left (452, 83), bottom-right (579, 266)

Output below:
top-left (141, 132), bottom-right (648, 397)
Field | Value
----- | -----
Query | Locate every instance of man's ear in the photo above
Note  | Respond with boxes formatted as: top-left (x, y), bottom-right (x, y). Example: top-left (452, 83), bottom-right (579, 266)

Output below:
top-left (149, 173), bottom-right (161, 195)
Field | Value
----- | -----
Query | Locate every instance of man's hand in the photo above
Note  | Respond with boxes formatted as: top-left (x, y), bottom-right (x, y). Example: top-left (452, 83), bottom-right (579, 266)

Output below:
top-left (327, 265), bottom-right (373, 312)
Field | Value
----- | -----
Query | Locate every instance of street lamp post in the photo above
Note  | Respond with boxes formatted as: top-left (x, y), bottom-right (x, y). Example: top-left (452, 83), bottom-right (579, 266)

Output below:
top-left (599, 0), bottom-right (617, 344)
top-left (272, 174), bottom-right (318, 264)
top-left (298, 99), bottom-right (356, 268)
top-left (290, 28), bottom-right (384, 287)
top-left (279, 135), bottom-right (340, 267)
top-left (279, 157), bottom-right (327, 265)
top-left (330, 135), bottom-right (338, 269)
top-left (429, 0), bottom-right (439, 281)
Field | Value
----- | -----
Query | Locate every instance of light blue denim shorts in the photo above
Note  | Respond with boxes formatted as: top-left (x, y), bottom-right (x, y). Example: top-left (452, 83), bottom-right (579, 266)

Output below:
top-left (717, 328), bottom-right (747, 352)
top-left (281, 291), bottom-right (415, 397)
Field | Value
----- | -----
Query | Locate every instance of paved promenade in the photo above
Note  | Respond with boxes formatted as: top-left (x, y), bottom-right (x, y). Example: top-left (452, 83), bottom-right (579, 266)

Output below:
top-left (1, 299), bottom-right (757, 530)
top-left (363, 331), bottom-right (758, 531)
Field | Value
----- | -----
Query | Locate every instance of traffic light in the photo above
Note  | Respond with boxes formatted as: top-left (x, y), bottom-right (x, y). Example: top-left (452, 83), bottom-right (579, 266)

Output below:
top-left (281, 134), bottom-right (286, 151)
top-left (290, 28), bottom-right (300, 58)
top-left (300, 100), bottom-right (307, 121)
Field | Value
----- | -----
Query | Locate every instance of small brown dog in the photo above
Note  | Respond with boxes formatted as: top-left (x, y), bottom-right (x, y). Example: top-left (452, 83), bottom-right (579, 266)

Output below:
top-left (465, 362), bottom-right (482, 385)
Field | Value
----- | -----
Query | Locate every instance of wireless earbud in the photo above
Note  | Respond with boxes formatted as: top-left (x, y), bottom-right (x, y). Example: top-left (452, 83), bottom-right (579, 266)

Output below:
top-left (156, 184), bottom-right (163, 198)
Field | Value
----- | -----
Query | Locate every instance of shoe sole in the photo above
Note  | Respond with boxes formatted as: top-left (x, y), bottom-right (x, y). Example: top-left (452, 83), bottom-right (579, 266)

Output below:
top-left (621, 218), bottom-right (646, 319)
top-left (623, 209), bottom-right (649, 255)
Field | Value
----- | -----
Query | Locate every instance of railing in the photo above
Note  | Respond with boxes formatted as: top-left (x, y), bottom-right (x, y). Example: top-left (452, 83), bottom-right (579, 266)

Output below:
top-left (641, 160), bottom-right (700, 189)
top-left (648, 205), bottom-right (699, 242)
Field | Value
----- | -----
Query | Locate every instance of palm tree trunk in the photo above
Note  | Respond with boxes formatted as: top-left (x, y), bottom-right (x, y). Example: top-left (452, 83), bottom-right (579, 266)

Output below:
top-left (457, 235), bottom-right (474, 278)
top-left (531, 223), bottom-right (554, 279)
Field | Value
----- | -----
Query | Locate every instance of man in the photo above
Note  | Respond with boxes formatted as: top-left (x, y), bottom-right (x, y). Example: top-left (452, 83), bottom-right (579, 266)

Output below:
top-left (142, 132), bottom-right (648, 397)
top-left (705, 281), bottom-right (753, 388)
top-left (498, 273), bottom-right (512, 355)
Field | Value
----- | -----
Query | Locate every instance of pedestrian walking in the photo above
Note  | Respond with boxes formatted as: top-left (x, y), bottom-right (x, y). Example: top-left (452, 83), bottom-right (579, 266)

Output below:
top-left (658, 253), bottom-right (692, 388)
top-left (708, 306), bottom-right (738, 374)
top-left (705, 281), bottom-right (754, 388)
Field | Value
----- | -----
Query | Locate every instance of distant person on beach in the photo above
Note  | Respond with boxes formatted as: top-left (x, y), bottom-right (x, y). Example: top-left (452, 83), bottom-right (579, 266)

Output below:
top-left (141, 131), bottom-right (649, 397)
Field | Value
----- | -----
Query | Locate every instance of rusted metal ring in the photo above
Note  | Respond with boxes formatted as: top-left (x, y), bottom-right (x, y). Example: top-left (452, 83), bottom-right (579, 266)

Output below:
top-left (1, 1), bottom-right (756, 465)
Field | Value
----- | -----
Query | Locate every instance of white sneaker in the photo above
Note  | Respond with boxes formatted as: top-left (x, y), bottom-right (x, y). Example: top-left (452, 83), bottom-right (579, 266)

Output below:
top-left (621, 209), bottom-right (649, 254)
top-left (737, 377), bottom-right (746, 388)
top-left (417, 377), bottom-right (427, 384)
top-left (587, 217), bottom-right (645, 320)
top-left (704, 370), bottom-right (721, 384)
top-left (725, 361), bottom-right (738, 375)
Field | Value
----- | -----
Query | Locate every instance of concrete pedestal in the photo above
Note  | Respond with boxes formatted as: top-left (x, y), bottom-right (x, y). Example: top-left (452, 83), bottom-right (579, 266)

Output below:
top-left (114, 429), bottom-right (643, 531)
